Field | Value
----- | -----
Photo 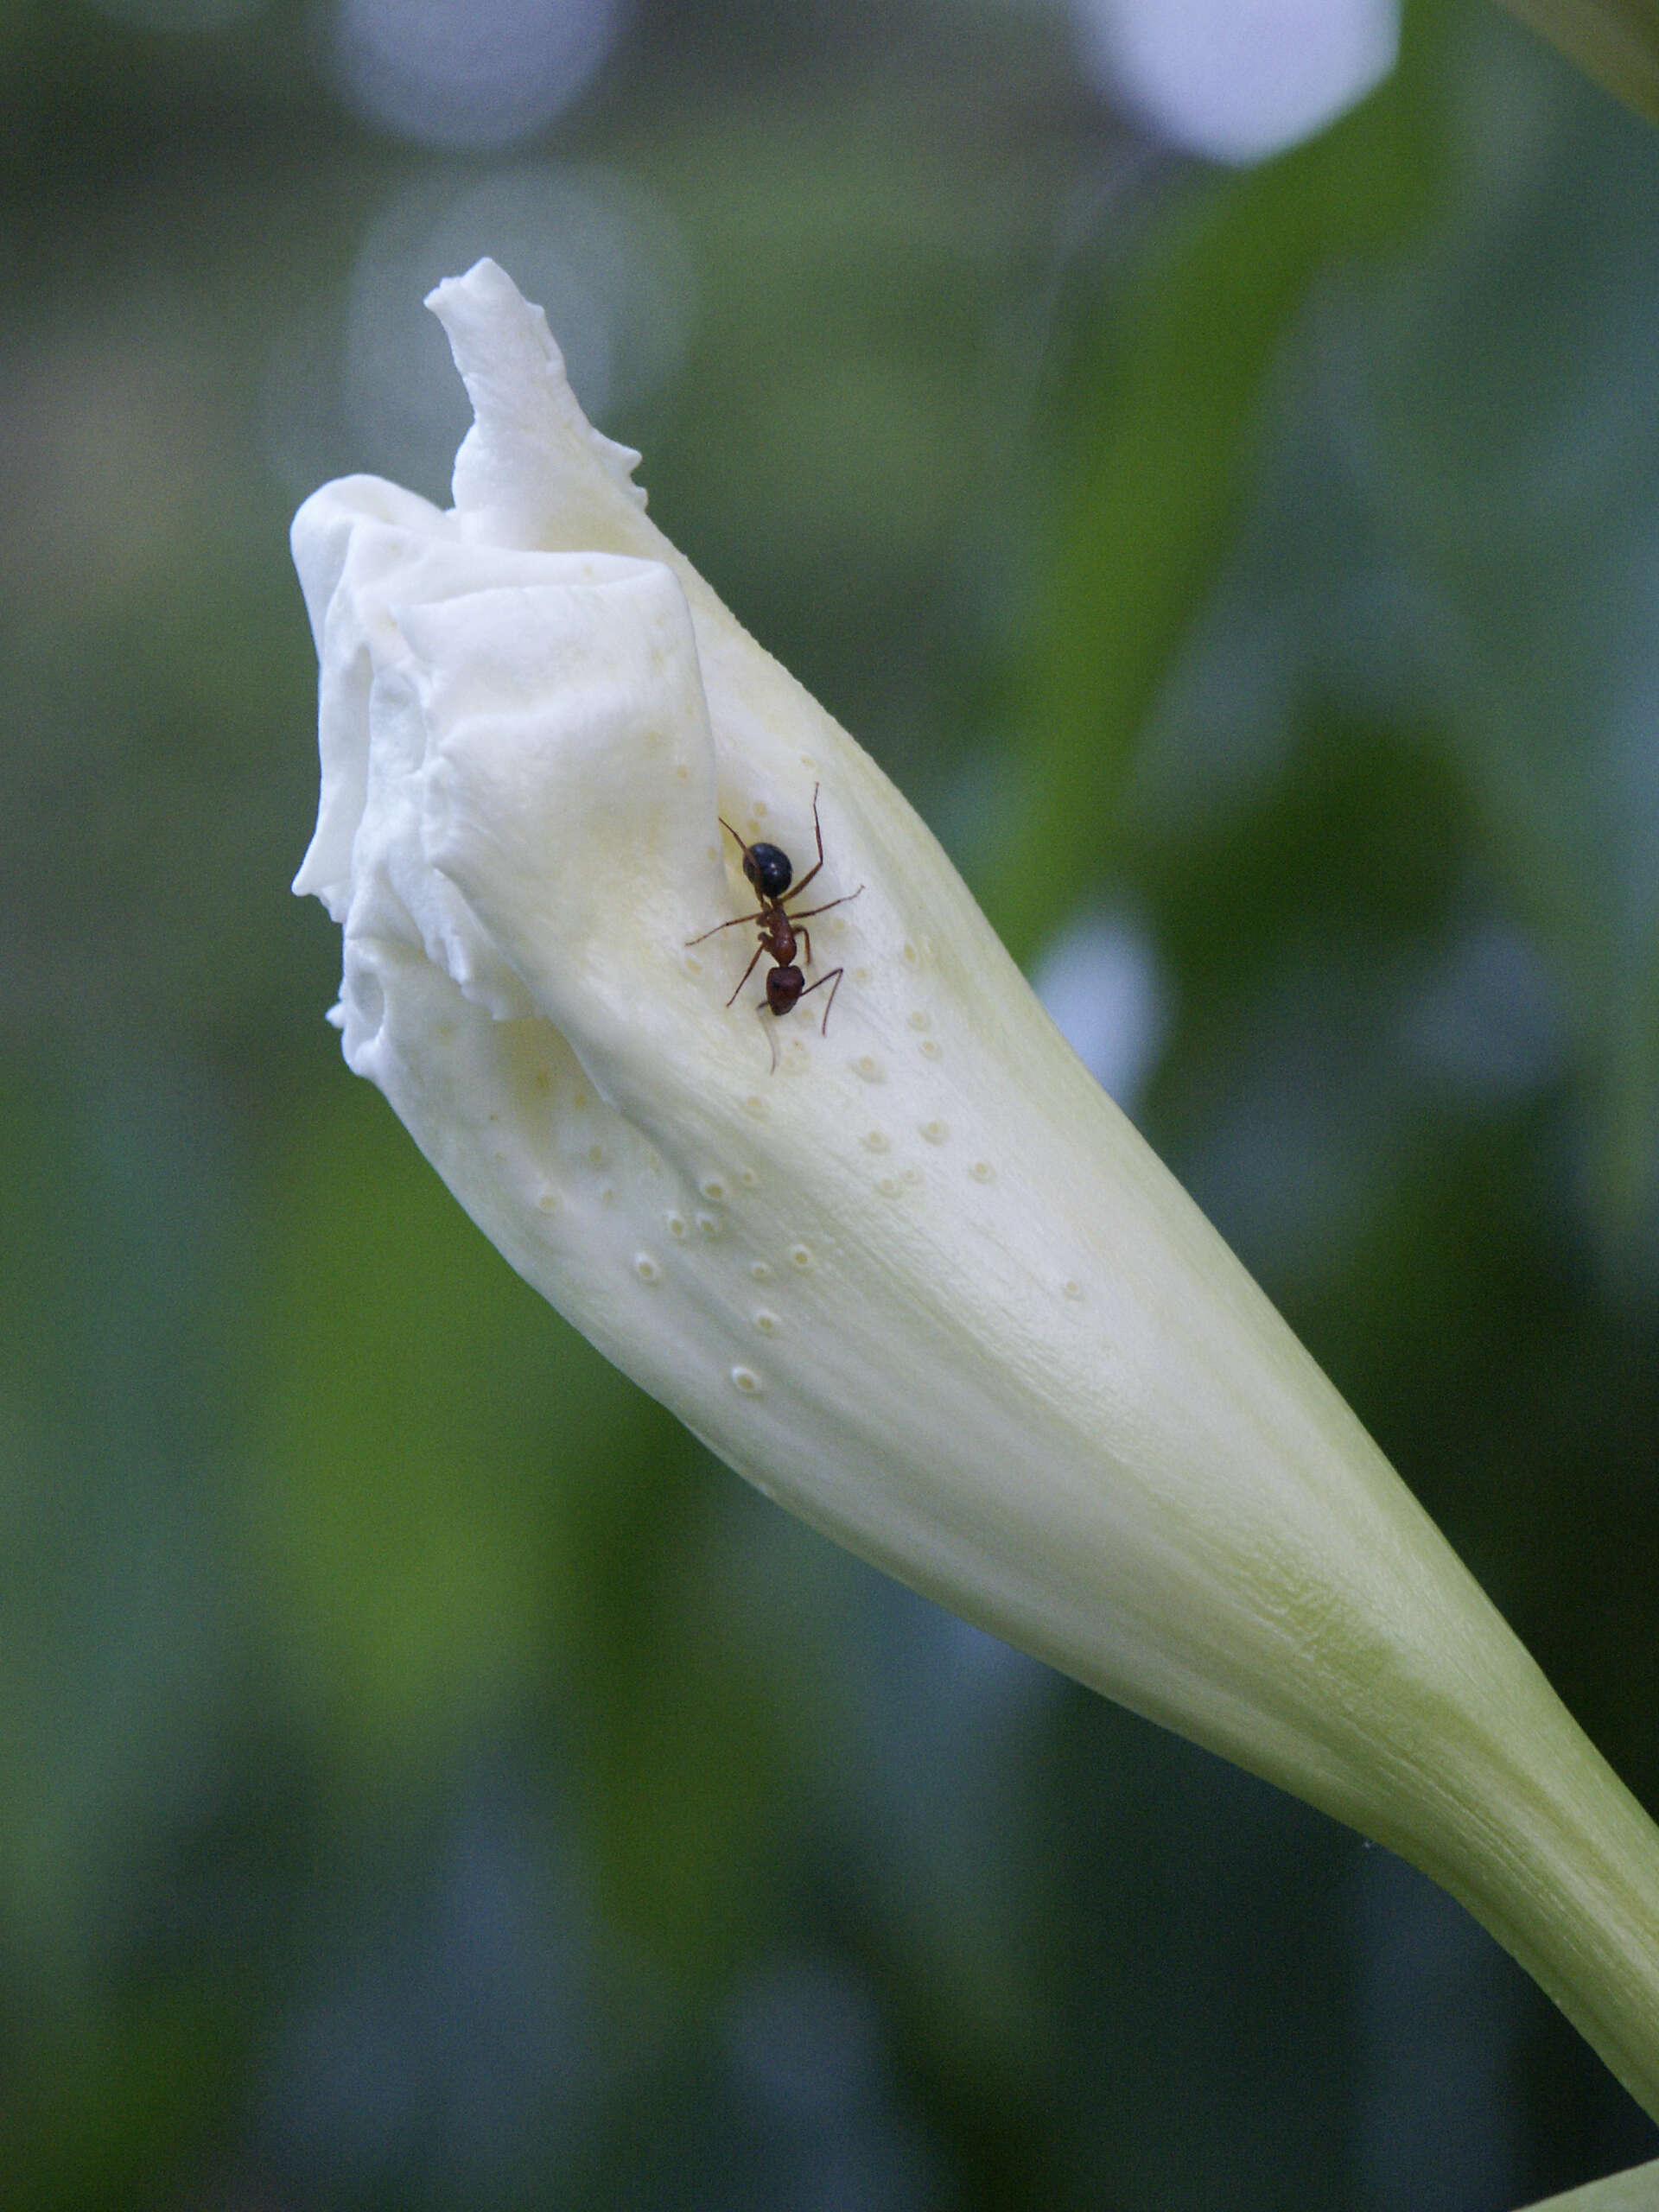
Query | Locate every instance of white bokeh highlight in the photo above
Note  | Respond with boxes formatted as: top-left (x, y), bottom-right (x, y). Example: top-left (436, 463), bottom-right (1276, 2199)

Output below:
top-left (1071, 0), bottom-right (1400, 164)
top-left (332, 0), bottom-right (622, 149)
top-left (1033, 912), bottom-right (1169, 1112)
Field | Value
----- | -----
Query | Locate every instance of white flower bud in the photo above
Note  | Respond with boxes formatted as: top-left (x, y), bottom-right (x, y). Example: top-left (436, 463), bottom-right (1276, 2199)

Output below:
top-left (294, 260), bottom-right (1659, 2117)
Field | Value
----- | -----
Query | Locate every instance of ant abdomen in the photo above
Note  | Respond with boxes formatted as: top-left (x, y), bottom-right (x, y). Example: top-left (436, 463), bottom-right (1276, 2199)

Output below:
top-left (766, 965), bottom-right (804, 1014)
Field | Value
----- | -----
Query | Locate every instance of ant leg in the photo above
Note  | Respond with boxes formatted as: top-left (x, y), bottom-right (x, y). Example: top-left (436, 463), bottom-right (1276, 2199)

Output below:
top-left (784, 884), bottom-right (863, 926)
top-left (796, 925), bottom-right (811, 970)
top-left (794, 965), bottom-right (845, 1036)
top-left (785, 783), bottom-right (828, 901)
top-left (718, 815), bottom-right (789, 878)
top-left (686, 907), bottom-right (766, 947)
top-left (684, 817), bottom-right (771, 946)
top-left (724, 941), bottom-right (766, 1008)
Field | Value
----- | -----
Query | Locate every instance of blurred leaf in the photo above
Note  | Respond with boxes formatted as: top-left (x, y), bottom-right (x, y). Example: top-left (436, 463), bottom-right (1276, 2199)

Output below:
top-left (0, 1984), bottom-right (241, 2212)
top-left (1359, 33), bottom-right (1659, 1251)
top-left (625, 28), bottom-right (1071, 792)
top-left (0, 1065), bottom-right (255, 2205)
top-left (250, 1075), bottom-right (641, 1765)
top-left (990, 3), bottom-right (1451, 964)
top-left (1497, 0), bottom-right (1659, 122)
top-left (253, 1072), bottom-right (801, 1974)
top-left (0, 1063), bottom-right (241, 1933)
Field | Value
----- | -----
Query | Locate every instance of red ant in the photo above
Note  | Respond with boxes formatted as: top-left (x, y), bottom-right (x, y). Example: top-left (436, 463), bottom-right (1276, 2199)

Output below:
top-left (688, 784), bottom-right (862, 1069)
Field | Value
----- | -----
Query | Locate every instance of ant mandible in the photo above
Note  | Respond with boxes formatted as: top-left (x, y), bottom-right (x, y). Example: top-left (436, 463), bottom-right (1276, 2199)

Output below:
top-left (687, 784), bottom-right (863, 1070)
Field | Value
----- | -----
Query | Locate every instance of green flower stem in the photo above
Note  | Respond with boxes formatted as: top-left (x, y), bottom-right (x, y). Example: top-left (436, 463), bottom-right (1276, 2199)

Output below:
top-left (1361, 1648), bottom-right (1659, 2120)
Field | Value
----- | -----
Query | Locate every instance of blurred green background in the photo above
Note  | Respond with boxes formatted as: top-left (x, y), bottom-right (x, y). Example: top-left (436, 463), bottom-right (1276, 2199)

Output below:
top-left (3, 0), bottom-right (1658, 2204)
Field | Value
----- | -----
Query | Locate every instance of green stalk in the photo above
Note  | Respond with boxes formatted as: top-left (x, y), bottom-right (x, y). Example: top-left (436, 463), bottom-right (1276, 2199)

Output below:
top-left (1355, 1643), bottom-right (1659, 2120)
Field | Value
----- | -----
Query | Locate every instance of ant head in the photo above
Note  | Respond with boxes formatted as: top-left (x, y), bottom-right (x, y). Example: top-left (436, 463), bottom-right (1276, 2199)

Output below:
top-left (742, 842), bottom-right (793, 899)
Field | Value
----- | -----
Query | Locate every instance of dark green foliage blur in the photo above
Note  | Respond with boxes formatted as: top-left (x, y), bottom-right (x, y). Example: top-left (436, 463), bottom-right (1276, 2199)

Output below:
top-left (2, 0), bottom-right (1656, 2205)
